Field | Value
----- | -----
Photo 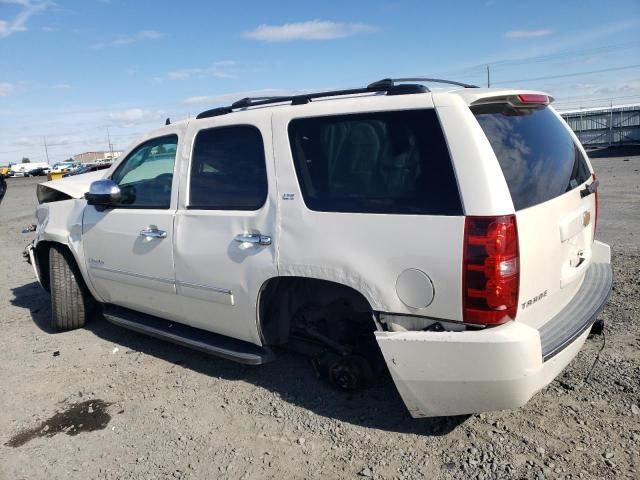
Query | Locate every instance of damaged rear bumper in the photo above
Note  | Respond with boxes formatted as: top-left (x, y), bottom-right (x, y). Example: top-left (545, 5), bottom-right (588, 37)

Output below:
top-left (375, 252), bottom-right (612, 418)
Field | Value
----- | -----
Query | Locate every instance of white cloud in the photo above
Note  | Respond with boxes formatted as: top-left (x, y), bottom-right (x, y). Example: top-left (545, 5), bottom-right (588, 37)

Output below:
top-left (107, 108), bottom-right (165, 127)
top-left (504, 29), bottom-right (553, 39)
top-left (108, 108), bottom-right (147, 122)
top-left (167, 69), bottom-right (193, 80)
top-left (244, 20), bottom-right (377, 42)
top-left (0, 82), bottom-right (13, 96)
top-left (12, 136), bottom-right (42, 147)
top-left (0, 0), bottom-right (50, 39)
top-left (166, 60), bottom-right (239, 81)
top-left (90, 30), bottom-right (164, 49)
top-left (182, 88), bottom-right (305, 106)
top-left (571, 82), bottom-right (595, 90)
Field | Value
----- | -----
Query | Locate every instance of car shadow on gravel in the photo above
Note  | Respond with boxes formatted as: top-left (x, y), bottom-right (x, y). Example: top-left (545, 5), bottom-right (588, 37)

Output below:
top-left (586, 145), bottom-right (640, 158)
top-left (10, 281), bottom-right (56, 333)
top-left (12, 281), bottom-right (469, 436)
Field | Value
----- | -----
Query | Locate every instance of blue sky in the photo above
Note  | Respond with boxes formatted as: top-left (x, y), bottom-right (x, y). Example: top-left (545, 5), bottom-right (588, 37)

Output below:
top-left (1, 0), bottom-right (639, 164)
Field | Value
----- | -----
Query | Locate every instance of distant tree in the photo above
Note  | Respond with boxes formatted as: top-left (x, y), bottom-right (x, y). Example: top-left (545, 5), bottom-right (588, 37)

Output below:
top-left (21, 157), bottom-right (31, 163)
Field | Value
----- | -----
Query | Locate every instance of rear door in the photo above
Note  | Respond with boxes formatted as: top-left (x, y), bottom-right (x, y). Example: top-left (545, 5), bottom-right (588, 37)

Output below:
top-left (173, 118), bottom-right (278, 345)
top-left (471, 102), bottom-right (596, 329)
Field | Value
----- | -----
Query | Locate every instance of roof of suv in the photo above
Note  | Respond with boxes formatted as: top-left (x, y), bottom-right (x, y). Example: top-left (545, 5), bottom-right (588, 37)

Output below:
top-left (148, 79), bottom-right (551, 140)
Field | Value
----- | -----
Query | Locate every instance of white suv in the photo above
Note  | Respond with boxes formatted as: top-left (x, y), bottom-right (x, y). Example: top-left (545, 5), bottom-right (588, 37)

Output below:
top-left (27, 78), bottom-right (612, 418)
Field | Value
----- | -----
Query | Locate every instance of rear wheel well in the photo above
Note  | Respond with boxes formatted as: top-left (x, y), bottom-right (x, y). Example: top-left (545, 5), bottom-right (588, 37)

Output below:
top-left (258, 277), bottom-right (384, 389)
top-left (259, 276), bottom-right (374, 346)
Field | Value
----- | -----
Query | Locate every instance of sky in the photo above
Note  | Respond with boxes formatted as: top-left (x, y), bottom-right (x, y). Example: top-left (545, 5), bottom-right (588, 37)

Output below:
top-left (1, 0), bottom-right (639, 164)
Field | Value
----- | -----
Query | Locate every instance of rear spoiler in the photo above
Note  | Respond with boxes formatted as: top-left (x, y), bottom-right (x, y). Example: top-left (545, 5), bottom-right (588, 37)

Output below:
top-left (470, 93), bottom-right (554, 108)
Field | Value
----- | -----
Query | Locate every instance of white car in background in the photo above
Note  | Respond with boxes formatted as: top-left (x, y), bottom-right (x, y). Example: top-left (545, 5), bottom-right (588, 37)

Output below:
top-left (26, 78), bottom-right (612, 418)
top-left (9, 162), bottom-right (49, 176)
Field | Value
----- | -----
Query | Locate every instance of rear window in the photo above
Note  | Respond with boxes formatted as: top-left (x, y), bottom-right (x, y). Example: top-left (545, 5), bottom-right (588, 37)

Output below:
top-left (472, 104), bottom-right (591, 210)
top-left (288, 109), bottom-right (462, 215)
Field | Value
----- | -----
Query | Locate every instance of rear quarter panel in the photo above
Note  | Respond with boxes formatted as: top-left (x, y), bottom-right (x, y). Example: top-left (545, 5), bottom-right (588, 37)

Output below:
top-left (271, 95), bottom-right (465, 321)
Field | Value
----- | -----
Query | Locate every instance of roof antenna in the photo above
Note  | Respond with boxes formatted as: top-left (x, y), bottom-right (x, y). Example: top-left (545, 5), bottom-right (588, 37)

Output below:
top-left (165, 117), bottom-right (171, 125)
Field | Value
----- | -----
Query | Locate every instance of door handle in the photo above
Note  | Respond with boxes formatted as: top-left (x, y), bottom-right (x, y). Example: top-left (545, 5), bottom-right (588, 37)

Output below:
top-left (140, 227), bottom-right (167, 239)
top-left (234, 233), bottom-right (272, 246)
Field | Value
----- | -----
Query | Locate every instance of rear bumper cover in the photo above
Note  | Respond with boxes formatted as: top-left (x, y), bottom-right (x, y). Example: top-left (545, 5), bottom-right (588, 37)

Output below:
top-left (375, 241), bottom-right (612, 418)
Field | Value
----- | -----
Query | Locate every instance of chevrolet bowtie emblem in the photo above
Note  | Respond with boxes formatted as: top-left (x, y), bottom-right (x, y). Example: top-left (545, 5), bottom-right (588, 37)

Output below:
top-left (583, 211), bottom-right (591, 227)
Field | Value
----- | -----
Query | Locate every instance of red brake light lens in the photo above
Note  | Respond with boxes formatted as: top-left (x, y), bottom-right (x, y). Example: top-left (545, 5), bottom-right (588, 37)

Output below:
top-left (463, 215), bottom-right (519, 325)
top-left (516, 94), bottom-right (549, 105)
top-left (592, 173), bottom-right (598, 236)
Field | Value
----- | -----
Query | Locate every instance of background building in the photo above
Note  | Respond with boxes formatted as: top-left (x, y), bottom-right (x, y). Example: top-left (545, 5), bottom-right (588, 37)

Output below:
top-left (560, 104), bottom-right (640, 148)
top-left (72, 151), bottom-right (123, 164)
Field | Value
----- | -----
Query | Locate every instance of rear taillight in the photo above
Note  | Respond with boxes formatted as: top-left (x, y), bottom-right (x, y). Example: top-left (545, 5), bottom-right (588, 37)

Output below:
top-left (463, 215), bottom-right (519, 325)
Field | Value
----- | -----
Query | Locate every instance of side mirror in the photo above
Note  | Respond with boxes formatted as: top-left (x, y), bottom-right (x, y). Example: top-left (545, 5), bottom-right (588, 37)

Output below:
top-left (85, 179), bottom-right (121, 206)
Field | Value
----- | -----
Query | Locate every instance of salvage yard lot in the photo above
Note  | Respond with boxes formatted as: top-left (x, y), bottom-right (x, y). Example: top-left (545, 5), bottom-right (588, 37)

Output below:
top-left (1, 151), bottom-right (639, 480)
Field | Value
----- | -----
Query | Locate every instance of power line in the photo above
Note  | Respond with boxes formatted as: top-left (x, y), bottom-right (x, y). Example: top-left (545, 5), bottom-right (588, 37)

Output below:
top-left (554, 94), bottom-right (640, 105)
top-left (431, 40), bottom-right (640, 78)
top-left (492, 64), bottom-right (640, 85)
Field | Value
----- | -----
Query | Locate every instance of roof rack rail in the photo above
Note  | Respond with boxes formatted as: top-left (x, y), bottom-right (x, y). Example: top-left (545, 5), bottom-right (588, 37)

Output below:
top-left (368, 78), bottom-right (479, 89)
top-left (231, 96), bottom-right (287, 109)
top-left (195, 77), bottom-right (475, 119)
top-left (196, 86), bottom-right (392, 119)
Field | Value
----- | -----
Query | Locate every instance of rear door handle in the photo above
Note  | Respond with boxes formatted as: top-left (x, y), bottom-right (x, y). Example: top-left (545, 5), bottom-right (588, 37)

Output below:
top-left (234, 233), bottom-right (272, 246)
top-left (140, 227), bottom-right (167, 239)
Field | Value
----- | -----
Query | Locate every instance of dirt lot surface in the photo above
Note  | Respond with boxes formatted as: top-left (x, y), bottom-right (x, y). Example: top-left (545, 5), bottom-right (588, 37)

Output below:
top-left (1, 152), bottom-right (639, 480)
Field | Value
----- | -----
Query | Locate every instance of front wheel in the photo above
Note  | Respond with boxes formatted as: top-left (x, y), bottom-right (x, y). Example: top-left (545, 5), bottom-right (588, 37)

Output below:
top-left (49, 246), bottom-right (89, 331)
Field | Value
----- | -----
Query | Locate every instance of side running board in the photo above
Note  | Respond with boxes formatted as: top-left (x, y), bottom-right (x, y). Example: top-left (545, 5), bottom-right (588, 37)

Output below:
top-left (102, 305), bottom-right (274, 365)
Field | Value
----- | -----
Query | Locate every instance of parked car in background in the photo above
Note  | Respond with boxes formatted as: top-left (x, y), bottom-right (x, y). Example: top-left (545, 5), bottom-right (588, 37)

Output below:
top-left (10, 162), bottom-right (50, 177)
top-left (27, 78), bottom-right (612, 418)
top-left (0, 173), bottom-right (6, 202)
top-left (25, 167), bottom-right (50, 177)
top-left (50, 161), bottom-right (76, 174)
top-left (62, 163), bottom-right (111, 177)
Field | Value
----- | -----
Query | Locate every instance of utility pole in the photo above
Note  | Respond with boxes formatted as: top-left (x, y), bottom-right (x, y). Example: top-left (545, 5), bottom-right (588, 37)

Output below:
top-left (43, 136), bottom-right (50, 164)
top-left (609, 100), bottom-right (613, 146)
top-left (486, 64), bottom-right (491, 88)
top-left (106, 127), bottom-right (114, 159)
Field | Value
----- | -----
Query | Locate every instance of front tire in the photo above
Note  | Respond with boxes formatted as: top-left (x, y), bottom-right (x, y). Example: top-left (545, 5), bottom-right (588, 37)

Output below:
top-left (49, 246), bottom-right (88, 331)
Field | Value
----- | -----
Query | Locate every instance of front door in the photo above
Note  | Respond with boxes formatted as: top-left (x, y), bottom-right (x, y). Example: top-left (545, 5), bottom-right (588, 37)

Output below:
top-left (82, 134), bottom-right (181, 319)
top-left (173, 120), bottom-right (278, 345)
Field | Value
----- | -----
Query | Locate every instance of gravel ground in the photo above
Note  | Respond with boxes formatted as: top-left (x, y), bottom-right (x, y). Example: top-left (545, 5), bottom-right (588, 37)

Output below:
top-left (1, 152), bottom-right (639, 480)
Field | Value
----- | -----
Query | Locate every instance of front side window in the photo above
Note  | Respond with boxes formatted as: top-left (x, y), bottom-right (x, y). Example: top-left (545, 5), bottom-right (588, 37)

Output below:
top-left (189, 125), bottom-right (268, 210)
top-left (110, 135), bottom-right (178, 208)
top-left (288, 109), bottom-right (462, 215)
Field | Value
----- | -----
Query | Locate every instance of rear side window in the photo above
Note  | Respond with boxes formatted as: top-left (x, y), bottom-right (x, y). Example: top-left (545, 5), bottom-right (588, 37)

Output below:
top-left (472, 105), bottom-right (591, 210)
top-left (288, 109), bottom-right (462, 215)
top-left (189, 125), bottom-right (268, 210)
